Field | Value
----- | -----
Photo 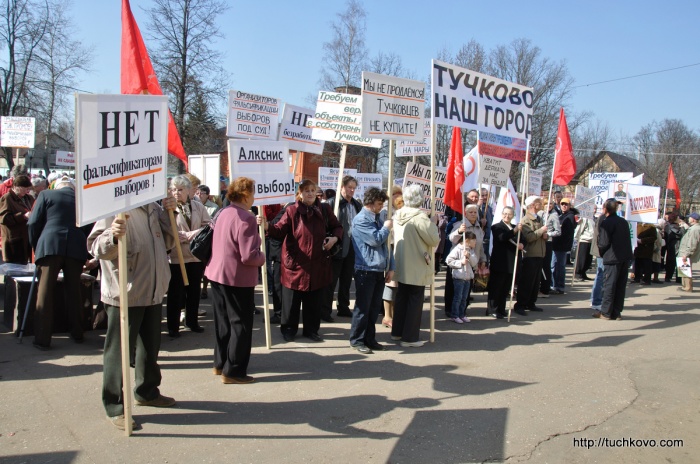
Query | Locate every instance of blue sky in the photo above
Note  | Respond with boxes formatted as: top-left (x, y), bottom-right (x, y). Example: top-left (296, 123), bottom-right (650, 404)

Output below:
top-left (73, 0), bottom-right (699, 146)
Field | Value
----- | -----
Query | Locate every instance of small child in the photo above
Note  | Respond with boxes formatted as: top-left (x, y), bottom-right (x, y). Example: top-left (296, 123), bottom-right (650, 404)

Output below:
top-left (446, 231), bottom-right (478, 324)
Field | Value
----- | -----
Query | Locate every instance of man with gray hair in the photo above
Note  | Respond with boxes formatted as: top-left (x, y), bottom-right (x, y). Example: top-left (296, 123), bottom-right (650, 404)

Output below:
top-left (30, 177), bottom-right (48, 199)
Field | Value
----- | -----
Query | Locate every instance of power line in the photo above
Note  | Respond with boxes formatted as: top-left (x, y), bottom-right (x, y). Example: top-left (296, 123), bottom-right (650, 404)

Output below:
top-left (530, 146), bottom-right (700, 156)
top-left (573, 62), bottom-right (700, 89)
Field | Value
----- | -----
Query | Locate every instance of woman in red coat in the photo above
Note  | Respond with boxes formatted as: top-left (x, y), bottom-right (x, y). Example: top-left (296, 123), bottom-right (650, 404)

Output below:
top-left (0, 175), bottom-right (34, 264)
top-left (267, 180), bottom-right (342, 343)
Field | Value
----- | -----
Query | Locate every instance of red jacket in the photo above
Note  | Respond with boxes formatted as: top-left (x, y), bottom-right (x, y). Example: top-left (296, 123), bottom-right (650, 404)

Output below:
top-left (0, 177), bottom-right (13, 197)
top-left (268, 199), bottom-right (342, 292)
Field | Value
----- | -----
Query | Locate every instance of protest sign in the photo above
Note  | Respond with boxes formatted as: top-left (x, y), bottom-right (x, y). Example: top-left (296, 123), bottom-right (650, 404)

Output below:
top-left (360, 72), bottom-right (425, 140)
top-left (431, 60), bottom-right (534, 139)
top-left (318, 167), bottom-right (358, 190)
top-left (574, 185), bottom-right (599, 220)
top-left (75, 94), bottom-right (168, 226)
top-left (626, 184), bottom-right (660, 224)
top-left (307, 91), bottom-right (382, 148)
top-left (397, 120), bottom-right (431, 157)
top-left (489, 178), bottom-right (521, 256)
top-left (187, 154), bottom-right (220, 191)
top-left (278, 104), bottom-right (324, 154)
top-left (55, 150), bottom-right (75, 167)
top-left (527, 168), bottom-right (543, 195)
top-left (354, 173), bottom-right (384, 199)
top-left (226, 90), bottom-right (280, 140)
top-left (479, 155), bottom-right (511, 188)
top-left (227, 140), bottom-right (294, 206)
top-left (403, 161), bottom-right (446, 213)
top-left (1, 116), bottom-right (35, 148)
top-left (588, 172), bottom-right (633, 208)
top-left (478, 131), bottom-right (527, 162)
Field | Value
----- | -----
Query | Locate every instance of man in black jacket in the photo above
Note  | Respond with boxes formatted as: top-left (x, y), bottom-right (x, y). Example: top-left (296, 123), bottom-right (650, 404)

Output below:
top-left (596, 198), bottom-right (633, 320)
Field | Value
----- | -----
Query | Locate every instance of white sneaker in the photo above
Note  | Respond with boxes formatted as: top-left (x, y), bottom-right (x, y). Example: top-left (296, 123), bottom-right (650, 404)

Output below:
top-left (400, 340), bottom-right (426, 347)
top-left (451, 317), bottom-right (463, 324)
top-left (461, 316), bottom-right (471, 323)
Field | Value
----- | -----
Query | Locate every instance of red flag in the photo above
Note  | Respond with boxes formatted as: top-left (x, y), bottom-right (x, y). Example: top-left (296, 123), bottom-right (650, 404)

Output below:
top-left (443, 127), bottom-right (465, 212)
top-left (667, 163), bottom-right (681, 208)
top-left (121, 0), bottom-right (187, 167)
top-left (552, 108), bottom-right (575, 185)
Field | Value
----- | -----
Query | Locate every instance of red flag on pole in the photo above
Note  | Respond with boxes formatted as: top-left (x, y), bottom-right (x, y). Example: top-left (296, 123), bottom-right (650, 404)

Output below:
top-left (552, 108), bottom-right (575, 185)
top-left (443, 127), bottom-right (465, 212)
top-left (121, 0), bottom-right (187, 167)
top-left (667, 162), bottom-right (681, 208)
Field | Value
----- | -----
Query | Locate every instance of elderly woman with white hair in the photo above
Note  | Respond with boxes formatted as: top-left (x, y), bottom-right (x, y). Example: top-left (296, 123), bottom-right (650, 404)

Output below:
top-left (391, 184), bottom-right (440, 347)
top-left (166, 175), bottom-right (211, 338)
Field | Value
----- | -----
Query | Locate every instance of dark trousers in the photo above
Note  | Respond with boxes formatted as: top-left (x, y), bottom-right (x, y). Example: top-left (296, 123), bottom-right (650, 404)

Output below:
top-left (487, 269), bottom-right (512, 316)
top-left (349, 270), bottom-right (384, 347)
top-left (664, 249), bottom-right (680, 282)
top-left (271, 260), bottom-right (282, 316)
top-left (602, 263), bottom-right (628, 319)
top-left (210, 282), bottom-right (254, 378)
top-left (392, 283), bottom-right (425, 343)
top-left (540, 242), bottom-right (553, 294)
top-left (444, 268), bottom-right (454, 316)
top-left (34, 255), bottom-right (84, 346)
top-left (322, 248), bottom-right (355, 317)
top-left (634, 258), bottom-right (652, 284)
top-left (166, 262), bottom-right (205, 333)
top-left (516, 257), bottom-right (543, 310)
top-left (575, 242), bottom-right (593, 277)
top-left (281, 286), bottom-right (322, 337)
top-left (102, 304), bottom-right (162, 417)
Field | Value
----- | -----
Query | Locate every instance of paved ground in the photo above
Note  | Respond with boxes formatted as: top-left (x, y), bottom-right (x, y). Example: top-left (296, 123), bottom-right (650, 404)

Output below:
top-left (1, 270), bottom-right (698, 463)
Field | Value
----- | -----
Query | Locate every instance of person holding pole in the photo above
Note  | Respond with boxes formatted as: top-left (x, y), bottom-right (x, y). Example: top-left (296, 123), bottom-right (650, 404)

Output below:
top-left (513, 196), bottom-right (548, 316)
top-left (487, 206), bottom-right (524, 319)
top-left (205, 177), bottom-right (266, 384)
top-left (550, 198), bottom-right (577, 294)
top-left (537, 199), bottom-right (561, 298)
top-left (87, 197), bottom-right (178, 431)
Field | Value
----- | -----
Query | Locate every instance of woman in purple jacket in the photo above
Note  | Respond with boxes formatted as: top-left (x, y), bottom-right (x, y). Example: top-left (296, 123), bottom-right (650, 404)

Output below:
top-left (205, 177), bottom-right (265, 385)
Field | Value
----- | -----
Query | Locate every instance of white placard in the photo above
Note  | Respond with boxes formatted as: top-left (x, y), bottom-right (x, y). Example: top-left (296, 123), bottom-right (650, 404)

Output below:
top-left (75, 94), bottom-right (169, 226)
top-left (403, 161), bottom-right (446, 213)
top-left (527, 169), bottom-right (543, 195)
top-left (360, 72), bottom-right (425, 140)
top-left (588, 172), bottom-right (634, 208)
top-left (626, 184), bottom-right (660, 224)
top-left (431, 60), bottom-right (534, 139)
top-left (479, 155), bottom-right (511, 188)
top-left (1, 116), bottom-right (35, 148)
top-left (354, 172), bottom-right (383, 200)
top-left (187, 154), bottom-right (220, 191)
top-left (397, 121), bottom-right (431, 157)
top-left (574, 185), bottom-right (599, 220)
top-left (227, 140), bottom-right (294, 206)
top-left (226, 90), bottom-right (280, 140)
top-left (278, 104), bottom-right (324, 154)
top-left (318, 167), bottom-right (358, 190)
top-left (55, 150), bottom-right (75, 167)
top-left (307, 91), bottom-right (382, 148)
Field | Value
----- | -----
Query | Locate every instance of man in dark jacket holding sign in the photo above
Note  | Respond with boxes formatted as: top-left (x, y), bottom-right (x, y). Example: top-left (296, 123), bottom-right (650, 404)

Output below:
top-left (596, 198), bottom-right (633, 320)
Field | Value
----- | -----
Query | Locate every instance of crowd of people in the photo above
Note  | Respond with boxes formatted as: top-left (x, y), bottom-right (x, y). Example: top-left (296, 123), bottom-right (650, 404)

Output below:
top-left (6, 163), bottom-right (700, 431)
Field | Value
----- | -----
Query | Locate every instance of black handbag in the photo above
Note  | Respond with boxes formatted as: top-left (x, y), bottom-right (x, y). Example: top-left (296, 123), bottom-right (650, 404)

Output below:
top-left (190, 207), bottom-right (226, 264)
top-left (320, 203), bottom-right (342, 257)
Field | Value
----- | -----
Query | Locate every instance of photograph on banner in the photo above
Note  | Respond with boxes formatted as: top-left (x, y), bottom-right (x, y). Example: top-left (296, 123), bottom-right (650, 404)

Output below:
top-left (55, 150), bottom-right (75, 167)
top-left (478, 131), bottom-right (527, 162)
top-left (574, 185), bottom-right (599, 220)
top-left (403, 161), bottom-right (446, 214)
top-left (226, 89), bottom-right (280, 140)
top-left (677, 258), bottom-right (692, 278)
top-left (625, 184), bottom-right (660, 224)
top-left (397, 120), bottom-right (431, 157)
top-left (278, 103), bottom-right (324, 154)
top-left (75, 94), bottom-right (168, 226)
top-left (318, 167), bottom-right (358, 191)
top-left (1, 116), bottom-right (36, 148)
top-left (187, 154), bottom-right (220, 192)
top-left (431, 60), bottom-right (534, 140)
top-left (606, 173), bottom-right (643, 201)
top-left (526, 168), bottom-right (543, 195)
top-left (360, 72), bottom-right (425, 140)
top-left (354, 173), bottom-right (383, 199)
top-left (307, 91), bottom-right (382, 148)
top-left (227, 140), bottom-right (294, 207)
top-left (479, 155), bottom-right (511, 188)
top-left (588, 172), bottom-right (634, 207)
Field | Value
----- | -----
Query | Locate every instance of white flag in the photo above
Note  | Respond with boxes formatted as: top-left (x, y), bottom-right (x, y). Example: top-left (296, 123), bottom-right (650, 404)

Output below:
top-left (461, 146), bottom-right (480, 193)
top-left (489, 178), bottom-right (521, 255)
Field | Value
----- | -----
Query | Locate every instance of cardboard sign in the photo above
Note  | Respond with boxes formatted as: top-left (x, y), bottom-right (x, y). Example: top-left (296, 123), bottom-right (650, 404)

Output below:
top-left (527, 169), bottom-right (543, 196)
top-left (187, 154), bottom-right (220, 192)
top-left (403, 161), bottom-right (446, 213)
top-left (478, 131), bottom-right (527, 162)
top-left (278, 104), bottom-right (324, 154)
top-left (307, 91), bottom-right (382, 148)
top-left (55, 150), bottom-right (75, 167)
top-left (1, 116), bottom-right (35, 148)
top-left (75, 94), bottom-right (168, 226)
top-left (574, 185), bottom-right (599, 220)
top-left (354, 173), bottom-right (383, 200)
top-left (360, 72), bottom-right (425, 140)
top-left (226, 90), bottom-right (280, 140)
top-left (396, 121), bottom-right (431, 157)
top-left (318, 167), bottom-right (358, 190)
top-left (431, 60), bottom-right (534, 139)
top-left (227, 140), bottom-right (294, 206)
top-left (479, 155), bottom-right (511, 188)
top-left (588, 172), bottom-right (633, 208)
top-left (626, 184), bottom-right (660, 224)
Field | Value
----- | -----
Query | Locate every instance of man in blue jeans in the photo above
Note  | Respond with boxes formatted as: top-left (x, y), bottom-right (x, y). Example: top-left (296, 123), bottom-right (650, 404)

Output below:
top-left (551, 198), bottom-right (577, 293)
top-left (349, 187), bottom-right (393, 354)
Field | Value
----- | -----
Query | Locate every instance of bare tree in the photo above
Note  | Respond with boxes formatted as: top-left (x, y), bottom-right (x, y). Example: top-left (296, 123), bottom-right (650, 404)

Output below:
top-left (145, 0), bottom-right (230, 168)
top-left (318, 0), bottom-right (368, 91)
top-left (570, 118), bottom-right (613, 167)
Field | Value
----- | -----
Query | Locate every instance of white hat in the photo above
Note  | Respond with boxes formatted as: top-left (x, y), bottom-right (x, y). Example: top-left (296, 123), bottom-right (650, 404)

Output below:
top-left (55, 175), bottom-right (74, 189)
top-left (524, 195), bottom-right (541, 208)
